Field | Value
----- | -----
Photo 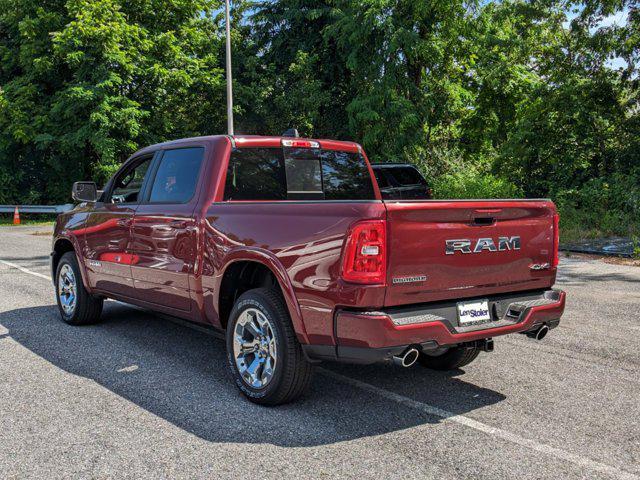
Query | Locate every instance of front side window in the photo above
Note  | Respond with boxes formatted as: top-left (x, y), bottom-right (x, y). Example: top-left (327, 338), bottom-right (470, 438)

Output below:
top-left (110, 157), bottom-right (152, 204)
top-left (224, 147), bottom-right (375, 201)
top-left (149, 147), bottom-right (204, 203)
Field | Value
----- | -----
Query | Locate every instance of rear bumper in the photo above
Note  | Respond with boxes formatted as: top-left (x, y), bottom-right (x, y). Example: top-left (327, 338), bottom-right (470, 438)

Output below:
top-left (302, 289), bottom-right (565, 364)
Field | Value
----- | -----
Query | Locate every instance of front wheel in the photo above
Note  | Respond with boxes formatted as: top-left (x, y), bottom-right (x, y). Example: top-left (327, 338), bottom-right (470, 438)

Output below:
top-left (226, 288), bottom-right (314, 405)
top-left (55, 251), bottom-right (103, 325)
top-left (418, 345), bottom-right (480, 371)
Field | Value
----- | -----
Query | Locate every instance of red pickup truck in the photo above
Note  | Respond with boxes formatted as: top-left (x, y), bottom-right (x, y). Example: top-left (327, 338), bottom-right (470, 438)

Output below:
top-left (52, 134), bottom-right (566, 405)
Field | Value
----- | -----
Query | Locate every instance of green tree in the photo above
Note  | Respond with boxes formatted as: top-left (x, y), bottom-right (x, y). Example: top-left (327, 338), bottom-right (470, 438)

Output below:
top-left (0, 0), bottom-right (227, 203)
top-left (240, 0), bottom-right (351, 138)
top-left (476, 1), bottom-right (632, 196)
top-left (325, 0), bottom-right (477, 171)
top-left (0, 0), bottom-right (638, 239)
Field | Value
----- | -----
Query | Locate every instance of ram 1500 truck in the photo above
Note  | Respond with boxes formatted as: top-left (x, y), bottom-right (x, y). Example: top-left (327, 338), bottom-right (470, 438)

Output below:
top-left (52, 134), bottom-right (566, 405)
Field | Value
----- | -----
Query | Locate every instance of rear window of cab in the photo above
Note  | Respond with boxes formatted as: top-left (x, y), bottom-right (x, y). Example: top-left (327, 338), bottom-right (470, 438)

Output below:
top-left (224, 147), bottom-right (376, 201)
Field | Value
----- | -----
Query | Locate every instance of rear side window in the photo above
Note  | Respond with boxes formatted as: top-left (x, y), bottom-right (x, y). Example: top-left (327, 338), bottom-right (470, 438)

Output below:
top-left (224, 147), bottom-right (375, 201)
top-left (149, 147), bottom-right (204, 203)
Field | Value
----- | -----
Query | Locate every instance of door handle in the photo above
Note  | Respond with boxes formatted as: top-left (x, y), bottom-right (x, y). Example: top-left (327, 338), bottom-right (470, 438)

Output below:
top-left (117, 218), bottom-right (132, 227)
top-left (169, 220), bottom-right (188, 229)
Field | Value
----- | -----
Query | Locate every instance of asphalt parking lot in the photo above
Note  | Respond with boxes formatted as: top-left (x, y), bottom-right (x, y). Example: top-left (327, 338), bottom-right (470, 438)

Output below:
top-left (0, 225), bottom-right (638, 479)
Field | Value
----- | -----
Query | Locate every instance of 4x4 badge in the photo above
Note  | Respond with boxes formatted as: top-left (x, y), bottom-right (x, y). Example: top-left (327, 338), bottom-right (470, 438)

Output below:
top-left (530, 263), bottom-right (551, 270)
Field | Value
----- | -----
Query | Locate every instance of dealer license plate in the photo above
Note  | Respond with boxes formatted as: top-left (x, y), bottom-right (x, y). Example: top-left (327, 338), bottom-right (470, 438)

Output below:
top-left (457, 299), bottom-right (491, 325)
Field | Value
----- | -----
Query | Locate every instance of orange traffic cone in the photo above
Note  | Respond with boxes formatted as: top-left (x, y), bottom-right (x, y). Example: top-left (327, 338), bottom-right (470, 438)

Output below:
top-left (13, 206), bottom-right (20, 225)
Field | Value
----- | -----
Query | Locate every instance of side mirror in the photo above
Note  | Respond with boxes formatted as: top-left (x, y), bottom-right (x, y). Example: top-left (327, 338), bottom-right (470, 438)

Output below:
top-left (72, 181), bottom-right (98, 203)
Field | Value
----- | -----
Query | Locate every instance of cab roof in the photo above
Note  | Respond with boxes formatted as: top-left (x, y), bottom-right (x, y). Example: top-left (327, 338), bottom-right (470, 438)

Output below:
top-left (138, 134), bottom-right (362, 154)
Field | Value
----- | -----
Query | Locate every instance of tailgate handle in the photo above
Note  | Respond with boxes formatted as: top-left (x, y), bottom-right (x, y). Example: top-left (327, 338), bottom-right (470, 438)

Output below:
top-left (472, 216), bottom-right (496, 226)
top-left (475, 209), bottom-right (502, 214)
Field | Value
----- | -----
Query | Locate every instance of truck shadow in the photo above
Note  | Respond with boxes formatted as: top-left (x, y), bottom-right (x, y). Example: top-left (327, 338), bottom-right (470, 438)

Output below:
top-left (0, 302), bottom-right (505, 447)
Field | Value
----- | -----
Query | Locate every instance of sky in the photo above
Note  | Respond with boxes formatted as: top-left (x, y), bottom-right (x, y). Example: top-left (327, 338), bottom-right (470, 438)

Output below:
top-left (564, 5), bottom-right (630, 70)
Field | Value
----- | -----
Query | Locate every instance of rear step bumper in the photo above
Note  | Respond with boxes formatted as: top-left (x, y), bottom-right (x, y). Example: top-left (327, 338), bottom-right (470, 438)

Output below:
top-left (302, 289), bottom-right (565, 364)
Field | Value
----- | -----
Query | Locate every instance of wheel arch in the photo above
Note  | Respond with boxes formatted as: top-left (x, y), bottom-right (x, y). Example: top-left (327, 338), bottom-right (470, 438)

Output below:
top-left (52, 236), bottom-right (91, 291)
top-left (216, 248), bottom-right (309, 344)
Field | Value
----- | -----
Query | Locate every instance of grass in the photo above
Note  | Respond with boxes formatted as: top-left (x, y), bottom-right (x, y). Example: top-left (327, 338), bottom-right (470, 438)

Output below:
top-left (558, 207), bottom-right (640, 244)
top-left (0, 214), bottom-right (56, 227)
top-left (559, 225), bottom-right (639, 245)
top-left (560, 224), bottom-right (610, 243)
top-left (632, 236), bottom-right (640, 260)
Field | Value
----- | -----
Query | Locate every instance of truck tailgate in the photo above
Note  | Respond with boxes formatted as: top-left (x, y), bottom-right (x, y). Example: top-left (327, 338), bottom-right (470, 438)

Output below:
top-left (384, 200), bottom-right (557, 307)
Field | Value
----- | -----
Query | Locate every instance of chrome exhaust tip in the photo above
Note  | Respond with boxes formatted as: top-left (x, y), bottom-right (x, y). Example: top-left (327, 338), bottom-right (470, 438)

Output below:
top-left (535, 325), bottom-right (549, 340)
top-left (393, 348), bottom-right (420, 368)
top-left (525, 324), bottom-right (549, 341)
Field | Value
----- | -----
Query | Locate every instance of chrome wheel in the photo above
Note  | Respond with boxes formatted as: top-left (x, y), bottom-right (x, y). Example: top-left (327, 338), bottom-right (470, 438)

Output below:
top-left (58, 264), bottom-right (77, 316)
top-left (232, 307), bottom-right (277, 389)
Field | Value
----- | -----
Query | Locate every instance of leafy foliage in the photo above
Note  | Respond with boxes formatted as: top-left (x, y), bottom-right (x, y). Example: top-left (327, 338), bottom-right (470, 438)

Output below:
top-left (555, 172), bottom-right (640, 240)
top-left (0, 0), bottom-right (638, 239)
top-left (432, 169), bottom-right (523, 200)
top-left (0, 0), bottom-right (226, 202)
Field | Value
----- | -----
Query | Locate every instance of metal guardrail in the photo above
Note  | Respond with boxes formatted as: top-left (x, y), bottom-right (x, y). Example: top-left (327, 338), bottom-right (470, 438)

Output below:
top-left (0, 204), bottom-right (73, 214)
top-left (560, 238), bottom-right (635, 258)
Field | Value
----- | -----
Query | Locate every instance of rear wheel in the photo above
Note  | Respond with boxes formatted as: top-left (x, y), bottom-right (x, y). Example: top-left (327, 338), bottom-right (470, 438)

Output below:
top-left (418, 345), bottom-right (480, 370)
top-left (55, 252), bottom-right (103, 325)
top-left (226, 288), bottom-right (314, 405)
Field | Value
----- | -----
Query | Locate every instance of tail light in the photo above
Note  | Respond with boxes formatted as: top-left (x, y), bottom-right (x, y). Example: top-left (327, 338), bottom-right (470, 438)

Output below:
top-left (552, 213), bottom-right (560, 268)
top-left (341, 220), bottom-right (387, 285)
top-left (282, 139), bottom-right (320, 148)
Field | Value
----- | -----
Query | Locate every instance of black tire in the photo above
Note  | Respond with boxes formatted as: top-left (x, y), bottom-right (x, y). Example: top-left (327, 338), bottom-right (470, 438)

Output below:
top-left (226, 288), bottom-right (314, 406)
top-left (418, 345), bottom-right (481, 371)
top-left (55, 251), bottom-right (103, 325)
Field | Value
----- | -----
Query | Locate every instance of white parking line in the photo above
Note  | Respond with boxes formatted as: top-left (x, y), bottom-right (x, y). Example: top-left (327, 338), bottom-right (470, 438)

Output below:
top-left (2, 258), bottom-right (638, 479)
top-left (0, 258), bottom-right (50, 280)
top-left (319, 369), bottom-right (638, 480)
